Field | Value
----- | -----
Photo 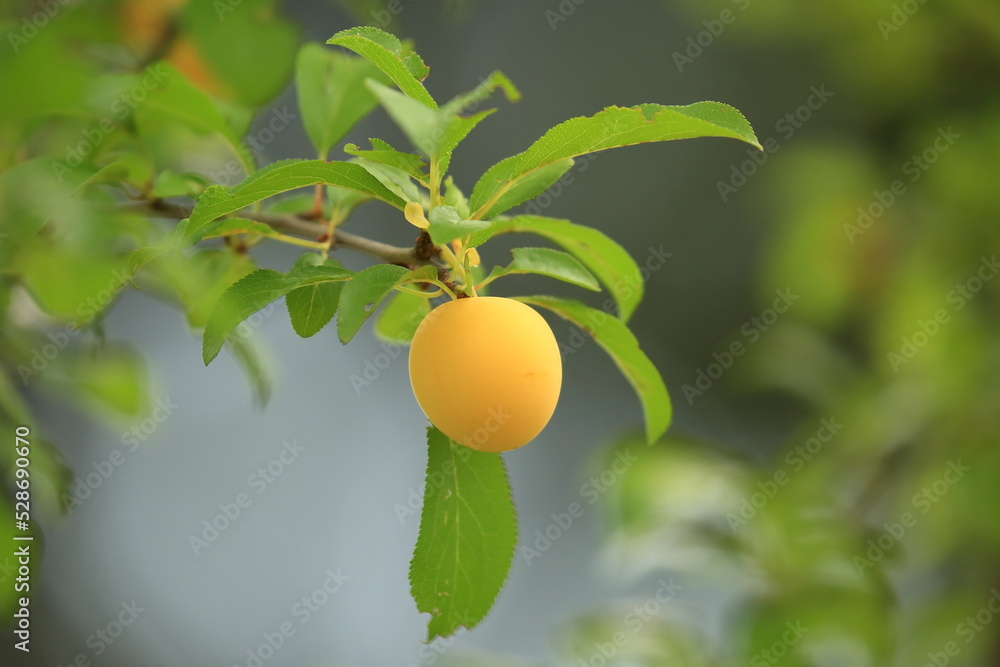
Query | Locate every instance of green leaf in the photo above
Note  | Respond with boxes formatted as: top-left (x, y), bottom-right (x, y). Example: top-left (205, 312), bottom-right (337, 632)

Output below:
top-left (203, 259), bottom-right (354, 364)
top-left (184, 159), bottom-right (406, 245)
top-left (327, 27), bottom-right (437, 109)
top-left (296, 43), bottom-right (390, 158)
top-left (337, 264), bottom-right (435, 343)
top-left (17, 245), bottom-right (125, 323)
top-left (180, 0), bottom-right (298, 107)
top-left (353, 158), bottom-right (422, 203)
top-left (69, 345), bottom-right (149, 418)
top-left (491, 216), bottom-right (644, 321)
top-left (365, 80), bottom-right (442, 157)
top-left (151, 170), bottom-right (209, 199)
top-left (443, 176), bottom-right (471, 219)
top-left (344, 140), bottom-right (427, 180)
top-left (470, 102), bottom-right (761, 218)
top-left (484, 158), bottom-right (574, 219)
top-left (0, 159), bottom-right (100, 266)
top-left (375, 291), bottom-right (431, 344)
top-left (367, 81), bottom-right (494, 169)
top-left (487, 247), bottom-right (600, 291)
top-left (201, 217), bottom-right (282, 240)
top-left (132, 62), bottom-right (250, 168)
top-left (410, 427), bottom-right (517, 641)
top-left (286, 282), bottom-right (341, 338)
top-left (426, 206), bottom-right (491, 246)
top-left (285, 254), bottom-right (344, 338)
top-left (515, 296), bottom-right (671, 443)
top-left (133, 62), bottom-right (238, 141)
top-left (150, 247), bottom-right (256, 328)
top-left (434, 109), bottom-right (495, 176)
top-left (265, 190), bottom-right (371, 221)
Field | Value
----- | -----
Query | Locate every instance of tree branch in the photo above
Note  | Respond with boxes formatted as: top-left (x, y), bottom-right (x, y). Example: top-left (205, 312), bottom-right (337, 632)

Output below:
top-left (139, 199), bottom-right (430, 266)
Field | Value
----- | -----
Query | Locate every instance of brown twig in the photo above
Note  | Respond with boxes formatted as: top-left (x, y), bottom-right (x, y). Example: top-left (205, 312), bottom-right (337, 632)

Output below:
top-left (138, 199), bottom-right (430, 266)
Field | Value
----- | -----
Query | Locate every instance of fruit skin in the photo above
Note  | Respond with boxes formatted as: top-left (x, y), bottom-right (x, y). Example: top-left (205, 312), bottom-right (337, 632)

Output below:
top-left (408, 296), bottom-right (562, 453)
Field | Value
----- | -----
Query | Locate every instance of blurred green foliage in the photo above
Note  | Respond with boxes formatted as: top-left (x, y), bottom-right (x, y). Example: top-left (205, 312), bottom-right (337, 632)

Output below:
top-left (2, 0), bottom-right (999, 662)
top-left (0, 0), bottom-right (299, 615)
top-left (540, 1), bottom-right (1000, 665)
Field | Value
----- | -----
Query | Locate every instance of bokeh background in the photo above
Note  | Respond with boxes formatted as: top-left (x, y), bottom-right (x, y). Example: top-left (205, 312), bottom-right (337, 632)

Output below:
top-left (2, 0), bottom-right (1000, 665)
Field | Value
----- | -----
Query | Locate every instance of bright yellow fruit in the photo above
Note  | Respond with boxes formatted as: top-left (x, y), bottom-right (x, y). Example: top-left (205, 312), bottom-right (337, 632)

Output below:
top-left (408, 296), bottom-right (562, 452)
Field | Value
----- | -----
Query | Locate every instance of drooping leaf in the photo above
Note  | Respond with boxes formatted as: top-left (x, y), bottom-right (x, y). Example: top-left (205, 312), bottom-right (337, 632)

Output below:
top-left (375, 291), bottom-right (431, 344)
top-left (426, 206), bottom-right (491, 246)
top-left (327, 27), bottom-right (437, 109)
top-left (491, 216), bottom-right (644, 321)
top-left (226, 333), bottom-right (274, 409)
top-left (344, 140), bottom-right (427, 180)
top-left (410, 427), bottom-right (517, 641)
top-left (203, 258), bottom-right (354, 364)
top-left (515, 296), bottom-right (671, 443)
top-left (487, 247), bottom-right (600, 291)
top-left (470, 103), bottom-right (762, 218)
top-left (184, 159), bottom-right (406, 244)
top-left (295, 43), bottom-right (390, 158)
top-left (442, 70), bottom-right (521, 115)
top-left (0, 159), bottom-right (100, 266)
top-left (337, 264), bottom-right (435, 343)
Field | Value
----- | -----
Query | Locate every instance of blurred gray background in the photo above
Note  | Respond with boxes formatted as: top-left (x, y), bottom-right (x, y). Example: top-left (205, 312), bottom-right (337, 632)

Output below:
top-left (12, 0), bottom-right (826, 664)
